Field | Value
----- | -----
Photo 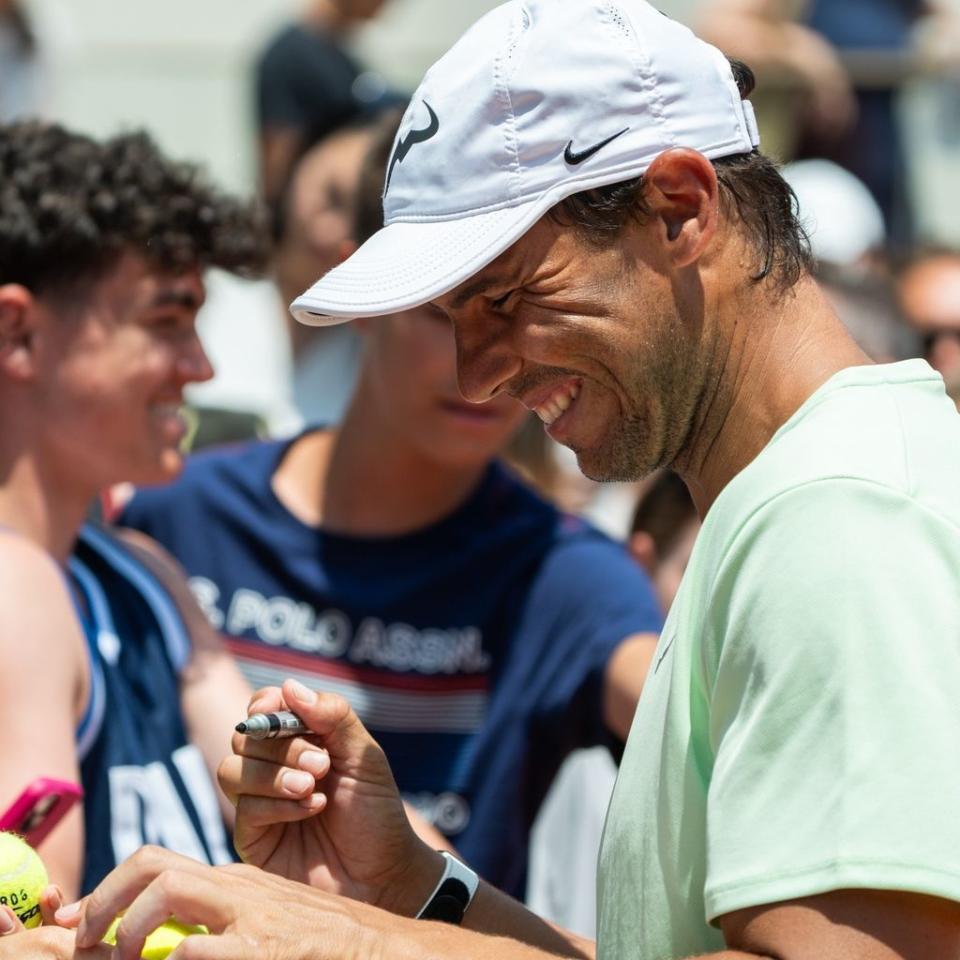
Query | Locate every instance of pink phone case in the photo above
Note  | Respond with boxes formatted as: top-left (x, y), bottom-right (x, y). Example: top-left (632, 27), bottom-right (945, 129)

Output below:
top-left (0, 778), bottom-right (83, 847)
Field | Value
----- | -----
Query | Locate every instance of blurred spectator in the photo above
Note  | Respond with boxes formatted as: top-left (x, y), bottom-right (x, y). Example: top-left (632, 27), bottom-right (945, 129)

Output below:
top-left (628, 471), bottom-right (700, 615)
top-left (0, 0), bottom-right (45, 119)
top-left (783, 157), bottom-right (920, 363)
top-left (796, 0), bottom-right (934, 247)
top-left (898, 250), bottom-right (960, 400)
top-left (187, 111), bottom-right (396, 437)
top-left (699, 0), bottom-right (958, 248)
top-left (276, 112), bottom-right (397, 425)
top-left (695, 0), bottom-right (857, 162)
top-left (782, 158), bottom-right (886, 269)
top-left (255, 0), bottom-right (395, 204)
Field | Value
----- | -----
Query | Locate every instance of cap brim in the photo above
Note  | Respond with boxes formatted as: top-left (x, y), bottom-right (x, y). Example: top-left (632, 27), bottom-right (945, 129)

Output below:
top-left (290, 197), bottom-right (548, 326)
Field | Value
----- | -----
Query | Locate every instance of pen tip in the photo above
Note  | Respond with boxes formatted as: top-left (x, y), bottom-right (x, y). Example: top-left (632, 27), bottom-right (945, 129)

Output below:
top-left (235, 722), bottom-right (247, 733)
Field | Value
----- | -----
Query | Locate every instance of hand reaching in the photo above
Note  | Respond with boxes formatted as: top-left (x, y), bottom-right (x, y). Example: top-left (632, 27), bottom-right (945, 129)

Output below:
top-left (68, 848), bottom-right (416, 960)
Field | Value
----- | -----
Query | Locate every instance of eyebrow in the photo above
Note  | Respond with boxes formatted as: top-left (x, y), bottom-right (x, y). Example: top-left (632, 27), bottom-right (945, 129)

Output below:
top-left (448, 274), bottom-right (512, 310)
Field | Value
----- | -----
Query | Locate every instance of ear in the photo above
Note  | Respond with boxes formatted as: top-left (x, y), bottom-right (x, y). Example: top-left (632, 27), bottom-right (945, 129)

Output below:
top-left (628, 530), bottom-right (658, 576)
top-left (0, 284), bottom-right (40, 382)
top-left (642, 148), bottom-right (719, 269)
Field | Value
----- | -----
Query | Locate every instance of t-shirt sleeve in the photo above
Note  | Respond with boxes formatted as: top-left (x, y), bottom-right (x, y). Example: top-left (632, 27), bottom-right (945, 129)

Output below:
top-left (703, 478), bottom-right (960, 922)
top-left (515, 530), bottom-right (663, 751)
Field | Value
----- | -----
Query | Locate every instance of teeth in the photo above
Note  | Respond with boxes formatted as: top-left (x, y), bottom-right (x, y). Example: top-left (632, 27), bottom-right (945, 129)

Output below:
top-left (534, 383), bottom-right (580, 426)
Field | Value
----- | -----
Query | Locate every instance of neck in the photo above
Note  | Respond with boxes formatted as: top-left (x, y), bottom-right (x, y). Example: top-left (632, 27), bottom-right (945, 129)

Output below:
top-left (0, 446), bottom-right (93, 564)
top-left (675, 274), bottom-right (871, 516)
top-left (273, 392), bottom-right (491, 537)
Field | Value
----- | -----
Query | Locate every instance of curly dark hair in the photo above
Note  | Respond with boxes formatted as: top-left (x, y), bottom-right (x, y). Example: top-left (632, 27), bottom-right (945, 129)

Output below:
top-left (0, 122), bottom-right (271, 298)
top-left (551, 60), bottom-right (812, 290)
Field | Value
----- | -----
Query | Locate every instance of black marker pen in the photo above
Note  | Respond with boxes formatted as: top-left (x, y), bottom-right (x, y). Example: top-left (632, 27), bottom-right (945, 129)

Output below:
top-left (235, 710), bottom-right (308, 740)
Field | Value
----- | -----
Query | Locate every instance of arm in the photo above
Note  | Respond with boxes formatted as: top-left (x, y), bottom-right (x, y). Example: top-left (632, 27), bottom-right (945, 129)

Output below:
top-left (0, 537), bottom-right (86, 901)
top-left (602, 631), bottom-right (658, 739)
top-left (114, 529), bottom-right (252, 824)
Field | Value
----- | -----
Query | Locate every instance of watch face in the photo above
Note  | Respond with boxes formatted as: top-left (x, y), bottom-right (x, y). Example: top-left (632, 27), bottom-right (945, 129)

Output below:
top-left (422, 882), bottom-right (470, 924)
top-left (417, 855), bottom-right (477, 925)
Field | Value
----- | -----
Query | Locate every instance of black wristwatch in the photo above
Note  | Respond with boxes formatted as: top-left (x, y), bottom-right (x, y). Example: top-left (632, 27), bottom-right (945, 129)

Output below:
top-left (416, 851), bottom-right (479, 925)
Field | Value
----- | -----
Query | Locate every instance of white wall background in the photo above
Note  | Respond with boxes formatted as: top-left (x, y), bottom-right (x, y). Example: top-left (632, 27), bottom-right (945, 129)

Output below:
top-left (30, 0), bottom-right (703, 194)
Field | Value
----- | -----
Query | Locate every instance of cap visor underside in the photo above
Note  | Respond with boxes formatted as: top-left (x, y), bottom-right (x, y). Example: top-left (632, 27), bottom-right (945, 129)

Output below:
top-left (290, 199), bottom-right (546, 325)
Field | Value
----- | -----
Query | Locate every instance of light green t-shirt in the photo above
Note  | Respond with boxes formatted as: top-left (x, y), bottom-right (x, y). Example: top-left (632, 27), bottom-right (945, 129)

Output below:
top-left (597, 360), bottom-right (960, 960)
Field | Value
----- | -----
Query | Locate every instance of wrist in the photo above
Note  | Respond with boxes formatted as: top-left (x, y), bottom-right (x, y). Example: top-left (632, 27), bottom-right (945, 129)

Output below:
top-left (374, 841), bottom-right (446, 917)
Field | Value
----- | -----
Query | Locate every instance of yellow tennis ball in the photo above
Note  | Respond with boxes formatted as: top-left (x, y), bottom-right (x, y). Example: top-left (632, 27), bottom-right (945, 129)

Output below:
top-left (0, 831), bottom-right (47, 929)
top-left (104, 917), bottom-right (209, 959)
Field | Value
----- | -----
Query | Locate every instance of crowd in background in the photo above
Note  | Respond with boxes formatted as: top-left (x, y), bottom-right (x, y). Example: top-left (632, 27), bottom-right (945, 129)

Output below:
top-left (2, 0), bottom-right (960, 942)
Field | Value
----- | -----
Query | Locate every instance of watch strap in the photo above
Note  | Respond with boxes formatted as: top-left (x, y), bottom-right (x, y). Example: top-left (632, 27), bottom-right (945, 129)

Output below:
top-left (416, 851), bottom-right (479, 925)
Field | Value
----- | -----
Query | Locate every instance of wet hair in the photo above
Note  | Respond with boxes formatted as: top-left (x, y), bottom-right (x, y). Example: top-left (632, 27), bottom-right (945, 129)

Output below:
top-left (551, 60), bottom-right (812, 290)
top-left (630, 471), bottom-right (697, 559)
top-left (0, 121), bottom-right (270, 299)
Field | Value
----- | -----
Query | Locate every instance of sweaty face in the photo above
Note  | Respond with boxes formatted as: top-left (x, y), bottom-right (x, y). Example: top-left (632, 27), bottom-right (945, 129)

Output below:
top-left (433, 216), bottom-right (705, 483)
top-left (359, 304), bottom-right (528, 469)
top-left (35, 253), bottom-right (213, 490)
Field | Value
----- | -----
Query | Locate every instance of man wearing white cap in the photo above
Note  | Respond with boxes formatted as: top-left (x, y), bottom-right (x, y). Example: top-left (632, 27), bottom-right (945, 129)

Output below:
top-left (67, 1), bottom-right (960, 957)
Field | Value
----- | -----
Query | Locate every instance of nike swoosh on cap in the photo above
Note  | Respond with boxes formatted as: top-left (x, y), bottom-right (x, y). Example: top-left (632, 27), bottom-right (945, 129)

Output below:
top-left (564, 127), bottom-right (630, 165)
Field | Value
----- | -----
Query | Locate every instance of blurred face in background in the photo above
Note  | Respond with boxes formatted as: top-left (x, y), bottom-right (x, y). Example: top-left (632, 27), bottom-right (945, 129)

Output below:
top-left (356, 305), bottom-right (528, 470)
top-left (899, 254), bottom-right (960, 395)
top-left (275, 126), bottom-right (374, 312)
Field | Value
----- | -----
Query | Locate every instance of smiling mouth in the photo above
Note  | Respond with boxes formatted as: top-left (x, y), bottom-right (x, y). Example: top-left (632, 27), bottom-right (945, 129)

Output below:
top-left (532, 381), bottom-right (580, 426)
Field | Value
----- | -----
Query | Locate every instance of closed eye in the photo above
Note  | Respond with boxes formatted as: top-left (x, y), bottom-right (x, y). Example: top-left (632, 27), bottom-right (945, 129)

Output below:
top-left (489, 290), bottom-right (516, 311)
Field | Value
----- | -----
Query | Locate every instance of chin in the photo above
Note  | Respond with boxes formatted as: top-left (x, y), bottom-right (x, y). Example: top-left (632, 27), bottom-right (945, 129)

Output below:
top-left (128, 451), bottom-right (185, 488)
top-left (572, 435), bottom-right (660, 484)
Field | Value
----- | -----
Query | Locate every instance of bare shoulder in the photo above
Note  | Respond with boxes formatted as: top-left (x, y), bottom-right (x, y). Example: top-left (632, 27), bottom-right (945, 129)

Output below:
top-left (0, 533), bottom-right (78, 637)
top-left (0, 532), bottom-right (86, 697)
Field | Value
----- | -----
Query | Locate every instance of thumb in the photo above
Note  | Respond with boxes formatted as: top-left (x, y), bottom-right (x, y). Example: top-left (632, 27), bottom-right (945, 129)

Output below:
top-left (282, 680), bottom-right (387, 771)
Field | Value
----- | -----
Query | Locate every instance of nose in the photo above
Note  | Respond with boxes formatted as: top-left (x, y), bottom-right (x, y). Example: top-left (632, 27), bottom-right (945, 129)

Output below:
top-left (176, 332), bottom-right (215, 385)
top-left (452, 314), bottom-right (521, 403)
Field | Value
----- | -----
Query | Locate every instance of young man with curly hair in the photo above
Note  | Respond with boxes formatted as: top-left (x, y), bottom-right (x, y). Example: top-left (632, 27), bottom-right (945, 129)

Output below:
top-left (0, 121), bottom-right (267, 953)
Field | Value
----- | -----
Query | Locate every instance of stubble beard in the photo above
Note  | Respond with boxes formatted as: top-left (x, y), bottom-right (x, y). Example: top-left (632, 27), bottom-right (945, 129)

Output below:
top-left (576, 335), bottom-right (702, 483)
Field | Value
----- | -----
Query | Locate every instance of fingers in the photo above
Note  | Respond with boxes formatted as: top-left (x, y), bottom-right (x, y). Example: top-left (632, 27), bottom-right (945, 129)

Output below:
top-left (74, 847), bottom-right (214, 949)
top-left (0, 906), bottom-right (21, 936)
top-left (108, 871), bottom-right (234, 960)
top-left (234, 792), bottom-right (327, 831)
top-left (281, 681), bottom-right (389, 778)
top-left (169, 932), bottom-right (251, 960)
top-left (39, 885), bottom-right (63, 927)
top-left (245, 685), bottom-right (285, 717)
top-left (218, 751), bottom-right (330, 813)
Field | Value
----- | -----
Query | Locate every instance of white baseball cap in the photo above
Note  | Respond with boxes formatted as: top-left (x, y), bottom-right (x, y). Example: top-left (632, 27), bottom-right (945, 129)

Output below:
top-left (291, 0), bottom-right (760, 326)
